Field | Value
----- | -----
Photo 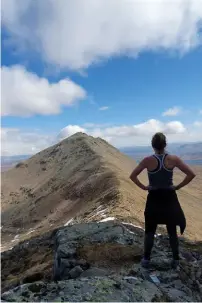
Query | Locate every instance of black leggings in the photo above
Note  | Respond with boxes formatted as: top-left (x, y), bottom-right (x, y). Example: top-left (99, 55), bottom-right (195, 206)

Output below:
top-left (144, 222), bottom-right (179, 260)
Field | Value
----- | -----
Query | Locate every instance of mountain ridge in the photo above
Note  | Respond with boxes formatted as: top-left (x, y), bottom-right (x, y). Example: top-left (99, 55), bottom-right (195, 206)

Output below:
top-left (1, 132), bottom-right (202, 254)
top-left (1, 132), bottom-right (139, 251)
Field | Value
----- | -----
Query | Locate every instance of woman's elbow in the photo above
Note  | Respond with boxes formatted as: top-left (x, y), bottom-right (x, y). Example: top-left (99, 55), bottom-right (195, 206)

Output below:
top-left (129, 174), bottom-right (137, 183)
top-left (189, 172), bottom-right (196, 180)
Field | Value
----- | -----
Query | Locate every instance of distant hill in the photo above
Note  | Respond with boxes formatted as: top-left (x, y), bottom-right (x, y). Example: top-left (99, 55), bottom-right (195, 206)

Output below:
top-left (176, 142), bottom-right (202, 161)
top-left (178, 142), bottom-right (202, 153)
top-left (121, 142), bottom-right (202, 163)
top-left (1, 155), bottom-right (31, 163)
top-left (1, 155), bottom-right (31, 172)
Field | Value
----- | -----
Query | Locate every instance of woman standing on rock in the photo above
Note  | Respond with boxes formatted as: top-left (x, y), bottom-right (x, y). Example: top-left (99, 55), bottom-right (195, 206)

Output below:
top-left (129, 132), bottom-right (196, 269)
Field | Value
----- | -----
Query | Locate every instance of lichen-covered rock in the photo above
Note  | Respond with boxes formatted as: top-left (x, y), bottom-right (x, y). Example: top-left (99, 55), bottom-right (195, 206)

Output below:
top-left (159, 287), bottom-right (193, 302)
top-left (53, 222), bottom-right (143, 281)
top-left (1, 277), bottom-right (165, 302)
top-left (69, 266), bottom-right (83, 279)
top-left (80, 267), bottom-right (108, 278)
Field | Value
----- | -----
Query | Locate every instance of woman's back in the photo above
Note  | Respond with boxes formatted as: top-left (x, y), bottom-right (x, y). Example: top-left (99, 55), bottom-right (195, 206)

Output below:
top-left (147, 153), bottom-right (175, 189)
top-left (130, 132), bottom-right (195, 193)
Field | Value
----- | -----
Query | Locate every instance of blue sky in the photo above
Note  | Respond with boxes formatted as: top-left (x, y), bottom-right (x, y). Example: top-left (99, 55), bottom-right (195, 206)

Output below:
top-left (1, 0), bottom-right (202, 155)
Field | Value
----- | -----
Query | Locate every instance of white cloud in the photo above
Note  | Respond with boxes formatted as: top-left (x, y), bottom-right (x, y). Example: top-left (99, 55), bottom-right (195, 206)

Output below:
top-left (89, 120), bottom-right (201, 147)
top-left (2, 0), bottom-right (202, 70)
top-left (1, 128), bottom-right (53, 156)
top-left (162, 106), bottom-right (181, 116)
top-left (57, 125), bottom-right (86, 141)
top-left (1, 65), bottom-right (86, 116)
top-left (96, 119), bottom-right (185, 137)
top-left (99, 106), bottom-right (109, 111)
top-left (57, 119), bottom-right (186, 146)
top-left (2, 119), bottom-right (202, 155)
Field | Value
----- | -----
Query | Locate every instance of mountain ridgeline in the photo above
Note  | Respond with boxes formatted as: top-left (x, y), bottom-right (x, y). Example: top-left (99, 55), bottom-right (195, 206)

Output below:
top-left (1, 132), bottom-right (202, 302)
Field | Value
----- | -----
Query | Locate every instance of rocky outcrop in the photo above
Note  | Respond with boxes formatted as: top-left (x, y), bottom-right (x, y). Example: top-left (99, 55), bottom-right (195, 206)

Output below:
top-left (1, 221), bottom-right (202, 302)
top-left (53, 221), bottom-right (143, 281)
top-left (1, 278), bottom-right (166, 302)
top-left (1, 230), bottom-right (55, 293)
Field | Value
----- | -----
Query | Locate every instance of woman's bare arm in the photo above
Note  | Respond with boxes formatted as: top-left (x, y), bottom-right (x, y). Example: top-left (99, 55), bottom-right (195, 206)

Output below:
top-left (174, 157), bottom-right (196, 190)
top-left (129, 158), bottom-right (148, 190)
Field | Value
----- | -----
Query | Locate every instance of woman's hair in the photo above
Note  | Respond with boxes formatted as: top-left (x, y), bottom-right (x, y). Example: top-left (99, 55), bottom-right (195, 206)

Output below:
top-left (151, 132), bottom-right (167, 151)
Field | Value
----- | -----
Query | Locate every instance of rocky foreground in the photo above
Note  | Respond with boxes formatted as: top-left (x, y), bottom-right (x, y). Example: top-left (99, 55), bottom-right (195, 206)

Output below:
top-left (1, 221), bottom-right (202, 302)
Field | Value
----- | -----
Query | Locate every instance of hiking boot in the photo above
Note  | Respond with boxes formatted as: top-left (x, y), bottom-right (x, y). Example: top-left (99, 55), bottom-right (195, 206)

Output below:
top-left (141, 258), bottom-right (150, 268)
top-left (171, 259), bottom-right (180, 269)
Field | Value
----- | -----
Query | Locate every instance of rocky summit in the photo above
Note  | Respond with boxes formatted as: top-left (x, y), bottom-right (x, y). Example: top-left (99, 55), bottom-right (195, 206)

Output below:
top-left (1, 221), bottom-right (202, 302)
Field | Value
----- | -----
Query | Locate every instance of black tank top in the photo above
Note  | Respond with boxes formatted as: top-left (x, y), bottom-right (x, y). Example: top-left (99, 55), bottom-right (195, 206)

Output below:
top-left (148, 154), bottom-right (173, 189)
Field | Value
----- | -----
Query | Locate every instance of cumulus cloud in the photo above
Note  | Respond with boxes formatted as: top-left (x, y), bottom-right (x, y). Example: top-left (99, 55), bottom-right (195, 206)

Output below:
top-left (57, 125), bottom-right (86, 141)
top-left (56, 119), bottom-right (202, 148)
top-left (97, 119), bottom-right (186, 137)
top-left (1, 128), bottom-right (53, 156)
top-left (2, 0), bottom-right (202, 70)
top-left (57, 119), bottom-right (186, 144)
top-left (3, 118), bottom-right (202, 155)
top-left (1, 65), bottom-right (86, 116)
top-left (89, 120), bottom-right (201, 147)
top-left (162, 106), bottom-right (182, 117)
top-left (99, 106), bottom-right (109, 111)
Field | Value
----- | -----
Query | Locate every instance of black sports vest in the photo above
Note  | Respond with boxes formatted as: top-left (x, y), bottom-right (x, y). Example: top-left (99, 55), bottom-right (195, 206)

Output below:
top-left (148, 154), bottom-right (173, 189)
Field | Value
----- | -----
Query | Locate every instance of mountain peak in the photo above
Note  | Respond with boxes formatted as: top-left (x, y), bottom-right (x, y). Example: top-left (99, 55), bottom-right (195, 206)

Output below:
top-left (1, 133), bottom-right (136, 243)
